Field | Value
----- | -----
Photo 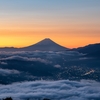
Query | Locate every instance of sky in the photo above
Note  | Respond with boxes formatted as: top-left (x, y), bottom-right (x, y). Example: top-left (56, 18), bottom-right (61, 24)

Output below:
top-left (0, 0), bottom-right (100, 48)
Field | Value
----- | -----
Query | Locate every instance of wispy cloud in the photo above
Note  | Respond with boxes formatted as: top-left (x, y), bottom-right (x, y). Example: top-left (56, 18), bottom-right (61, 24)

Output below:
top-left (0, 68), bottom-right (20, 75)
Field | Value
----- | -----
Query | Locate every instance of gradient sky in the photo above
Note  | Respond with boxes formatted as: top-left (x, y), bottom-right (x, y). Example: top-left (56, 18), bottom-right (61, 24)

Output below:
top-left (0, 0), bottom-right (100, 48)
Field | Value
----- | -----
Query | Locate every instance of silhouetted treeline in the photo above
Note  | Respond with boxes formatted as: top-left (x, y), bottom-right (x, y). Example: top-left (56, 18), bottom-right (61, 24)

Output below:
top-left (2, 97), bottom-right (50, 100)
top-left (2, 97), bottom-right (12, 100)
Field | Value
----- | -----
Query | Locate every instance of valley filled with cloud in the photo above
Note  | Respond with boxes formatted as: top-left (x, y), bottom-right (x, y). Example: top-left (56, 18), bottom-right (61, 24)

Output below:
top-left (0, 51), bottom-right (100, 100)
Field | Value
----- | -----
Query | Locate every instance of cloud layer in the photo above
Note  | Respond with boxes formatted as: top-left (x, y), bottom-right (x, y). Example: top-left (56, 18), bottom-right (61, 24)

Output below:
top-left (0, 68), bottom-right (20, 75)
top-left (0, 51), bottom-right (100, 100)
top-left (0, 51), bottom-right (84, 66)
top-left (0, 50), bottom-right (100, 82)
top-left (0, 80), bottom-right (100, 100)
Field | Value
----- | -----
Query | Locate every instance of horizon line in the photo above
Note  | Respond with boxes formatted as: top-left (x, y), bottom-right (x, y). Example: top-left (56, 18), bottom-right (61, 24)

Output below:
top-left (0, 38), bottom-right (100, 49)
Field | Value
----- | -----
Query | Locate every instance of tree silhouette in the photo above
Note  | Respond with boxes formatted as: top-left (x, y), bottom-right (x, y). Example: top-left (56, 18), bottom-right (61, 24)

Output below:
top-left (3, 97), bottom-right (13, 100)
top-left (43, 98), bottom-right (50, 100)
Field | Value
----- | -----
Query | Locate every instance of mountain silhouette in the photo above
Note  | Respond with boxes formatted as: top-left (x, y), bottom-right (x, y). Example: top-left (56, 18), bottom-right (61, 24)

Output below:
top-left (0, 38), bottom-right (68, 51)
top-left (0, 39), bottom-right (100, 52)
top-left (73, 43), bottom-right (100, 54)
top-left (21, 38), bottom-right (68, 51)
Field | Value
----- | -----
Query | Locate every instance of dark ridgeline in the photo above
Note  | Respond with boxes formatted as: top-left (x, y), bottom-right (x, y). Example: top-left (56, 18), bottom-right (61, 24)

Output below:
top-left (73, 43), bottom-right (100, 54)
top-left (72, 43), bottom-right (100, 58)
top-left (0, 38), bottom-right (68, 51)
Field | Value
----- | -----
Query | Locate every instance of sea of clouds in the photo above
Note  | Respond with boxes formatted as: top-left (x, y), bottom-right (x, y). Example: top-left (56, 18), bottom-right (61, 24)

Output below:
top-left (0, 51), bottom-right (87, 67)
top-left (0, 51), bottom-right (99, 100)
top-left (0, 51), bottom-right (83, 60)
top-left (0, 80), bottom-right (100, 100)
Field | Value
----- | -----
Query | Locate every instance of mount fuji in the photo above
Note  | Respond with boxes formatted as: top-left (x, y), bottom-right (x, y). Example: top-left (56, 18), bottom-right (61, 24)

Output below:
top-left (0, 38), bottom-right (69, 51)
top-left (21, 38), bottom-right (68, 51)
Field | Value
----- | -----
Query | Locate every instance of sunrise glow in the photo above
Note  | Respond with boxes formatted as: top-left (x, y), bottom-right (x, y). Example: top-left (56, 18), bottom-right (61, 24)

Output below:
top-left (0, 0), bottom-right (100, 48)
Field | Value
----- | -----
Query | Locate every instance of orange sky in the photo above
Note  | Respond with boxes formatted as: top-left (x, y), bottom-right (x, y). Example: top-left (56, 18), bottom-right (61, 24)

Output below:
top-left (0, 28), bottom-right (100, 48)
top-left (0, 0), bottom-right (100, 48)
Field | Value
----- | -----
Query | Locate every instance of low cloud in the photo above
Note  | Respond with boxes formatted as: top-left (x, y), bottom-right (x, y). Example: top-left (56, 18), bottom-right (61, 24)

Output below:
top-left (0, 68), bottom-right (20, 75)
top-left (0, 80), bottom-right (100, 100)
top-left (0, 62), bottom-right (7, 65)
top-left (0, 51), bottom-right (84, 66)
top-left (1, 56), bottom-right (51, 64)
top-left (54, 64), bottom-right (61, 68)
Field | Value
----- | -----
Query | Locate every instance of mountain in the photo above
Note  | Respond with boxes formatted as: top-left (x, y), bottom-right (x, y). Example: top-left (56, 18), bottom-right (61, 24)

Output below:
top-left (73, 43), bottom-right (100, 54)
top-left (21, 38), bottom-right (68, 51)
top-left (0, 38), bottom-right (68, 51)
top-left (72, 43), bottom-right (100, 58)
